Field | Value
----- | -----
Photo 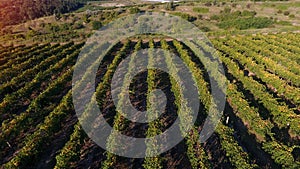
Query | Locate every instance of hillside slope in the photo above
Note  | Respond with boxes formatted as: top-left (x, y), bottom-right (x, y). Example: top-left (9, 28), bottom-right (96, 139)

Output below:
top-left (0, 0), bottom-right (88, 28)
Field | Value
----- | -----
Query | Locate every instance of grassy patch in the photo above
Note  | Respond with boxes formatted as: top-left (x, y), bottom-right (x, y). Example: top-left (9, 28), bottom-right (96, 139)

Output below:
top-left (172, 12), bottom-right (197, 22)
top-left (276, 20), bottom-right (292, 26)
top-left (211, 8), bottom-right (273, 30)
top-left (218, 17), bottom-right (273, 30)
top-left (193, 7), bottom-right (209, 13)
top-left (261, 2), bottom-right (300, 10)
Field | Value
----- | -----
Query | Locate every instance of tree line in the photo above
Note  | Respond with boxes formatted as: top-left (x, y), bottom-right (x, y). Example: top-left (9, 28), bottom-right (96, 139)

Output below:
top-left (0, 0), bottom-right (93, 28)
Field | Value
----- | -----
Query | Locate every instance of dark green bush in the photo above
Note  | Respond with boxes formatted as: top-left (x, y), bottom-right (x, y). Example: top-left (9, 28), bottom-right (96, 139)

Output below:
top-left (283, 11), bottom-right (290, 16)
top-left (92, 21), bottom-right (102, 30)
top-left (73, 23), bottom-right (84, 29)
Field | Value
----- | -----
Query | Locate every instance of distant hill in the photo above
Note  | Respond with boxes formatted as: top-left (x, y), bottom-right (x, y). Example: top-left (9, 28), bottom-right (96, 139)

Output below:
top-left (0, 0), bottom-right (90, 28)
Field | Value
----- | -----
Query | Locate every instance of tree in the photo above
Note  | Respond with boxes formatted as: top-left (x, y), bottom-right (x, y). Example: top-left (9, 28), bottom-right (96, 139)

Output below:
top-left (166, 0), bottom-right (175, 11)
top-left (0, 0), bottom-right (84, 27)
top-left (54, 9), bottom-right (62, 21)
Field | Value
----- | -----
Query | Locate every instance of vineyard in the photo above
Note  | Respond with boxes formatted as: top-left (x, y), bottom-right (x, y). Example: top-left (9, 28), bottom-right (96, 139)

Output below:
top-left (0, 32), bottom-right (300, 169)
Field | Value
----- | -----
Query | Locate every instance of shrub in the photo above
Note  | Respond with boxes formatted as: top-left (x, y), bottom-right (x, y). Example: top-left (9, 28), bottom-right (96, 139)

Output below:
top-left (200, 26), bottom-right (211, 32)
top-left (129, 7), bottom-right (140, 14)
top-left (83, 14), bottom-right (90, 23)
top-left (172, 12), bottom-right (197, 22)
top-left (283, 11), bottom-right (290, 16)
top-left (73, 23), bottom-right (84, 29)
top-left (40, 22), bottom-right (46, 28)
top-left (277, 10), bottom-right (283, 14)
top-left (92, 21), bottom-right (102, 30)
top-left (210, 15), bottom-right (219, 20)
top-left (60, 23), bottom-right (71, 31)
top-left (232, 11), bottom-right (242, 17)
top-left (289, 14), bottom-right (295, 18)
top-left (148, 4), bottom-right (155, 9)
top-left (204, 2), bottom-right (212, 7)
top-left (246, 4), bottom-right (251, 9)
top-left (292, 147), bottom-right (300, 162)
top-left (222, 7), bottom-right (232, 14)
top-left (26, 30), bottom-right (38, 39)
top-left (198, 14), bottom-right (203, 20)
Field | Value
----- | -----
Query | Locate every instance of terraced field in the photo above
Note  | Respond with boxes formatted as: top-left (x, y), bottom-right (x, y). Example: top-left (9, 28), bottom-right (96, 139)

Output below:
top-left (0, 32), bottom-right (299, 169)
